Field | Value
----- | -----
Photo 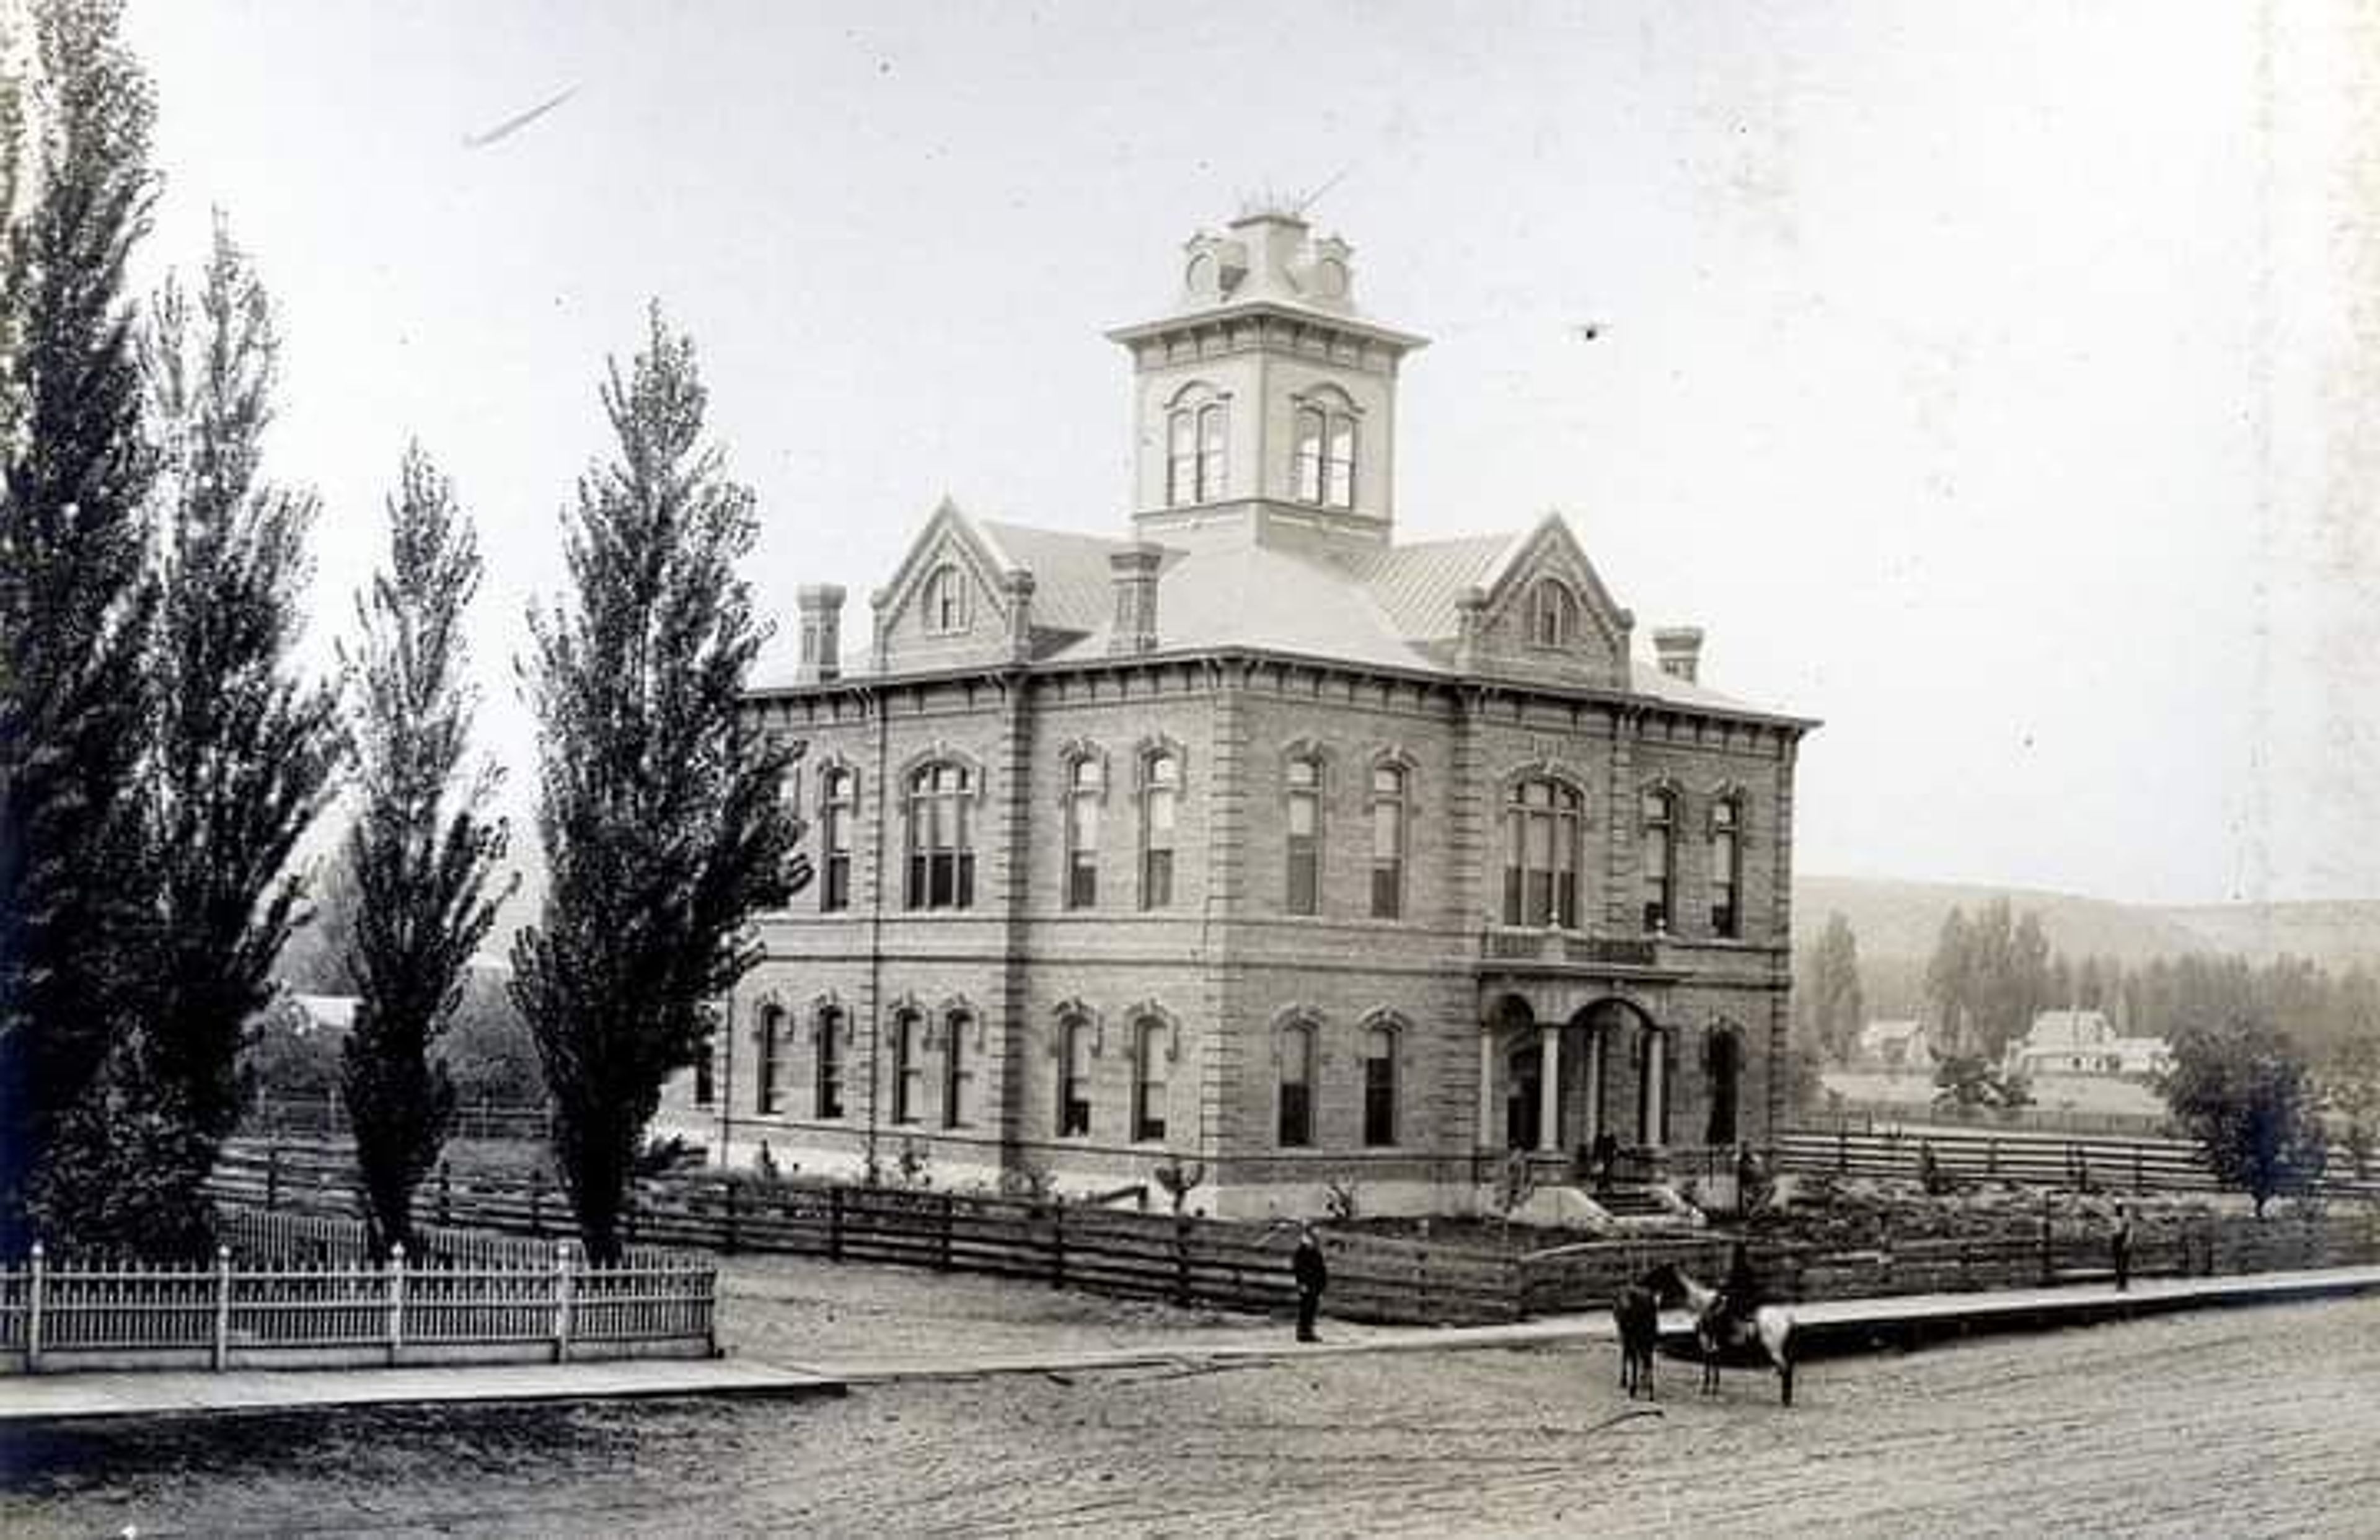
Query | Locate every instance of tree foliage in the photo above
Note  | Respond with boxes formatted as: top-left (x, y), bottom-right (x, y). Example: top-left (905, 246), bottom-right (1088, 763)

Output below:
top-left (2161, 1018), bottom-right (2328, 1216)
top-left (340, 445), bottom-right (513, 1255)
top-left (1797, 911), bottom-right (1864, 1065)
top-left (1921, 900), bottom-right (2053, 1062)
top-left (511, 307), bottom-right (798, 1262)
top-left (0, 0), bottom-right (162, 1249)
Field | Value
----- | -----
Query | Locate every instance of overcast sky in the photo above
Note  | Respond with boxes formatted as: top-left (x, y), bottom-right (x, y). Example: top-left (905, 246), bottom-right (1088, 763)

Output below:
top-left (122, 2), bottom-right (2380, 909)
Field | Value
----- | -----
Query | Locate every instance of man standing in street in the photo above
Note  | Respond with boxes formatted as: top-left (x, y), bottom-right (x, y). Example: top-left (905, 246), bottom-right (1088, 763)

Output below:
top-left (1292, 1223), bottom-right (1328, 1342)
top-left (2112, 1201), bottom-right (2133, 1293)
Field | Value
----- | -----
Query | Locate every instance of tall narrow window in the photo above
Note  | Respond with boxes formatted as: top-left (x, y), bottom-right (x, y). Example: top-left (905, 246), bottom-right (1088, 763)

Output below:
top-left (891, 1010), bottom-right (923, 1124)
top-left (694, 1044), bottom-right (715, 1108)
top-left (1369, 763), bottom-right (1408, 919)
top-left (1132, 1018), bottom-right (1170, 1143)
top-left (1065, 757), bottom-right (1102, 909)
top-left (821, 767), bottom-right (854, 912)
top-left (1196, 403), bottom-right (1228, 500)
top-left (1362, 1026), bottom-right (1398, 1147)
top-left (1058, 1016), bottom-right (1093, 1138)
top-left (1531, 580), bottom-right (1577, 648)
top-left (815, 1010), bottom-right (844, 1119)
top-left (1502, 779), bottom-right (1582, 928)
top-left (1642, 788), bottom-right (1677, 934)
top-left (1141, 751), bottom-right (1179, 909)
top-left (1294, 407), bottom-right (1325, 503)
top-left (1711, 797), bottom-right (1742, 938)
top-left (1166, 410), bottom-right (1197, 506)
top-left (1286, 756), bottom-right (1321, 915)
top-left (756, 1005), bottom-right (783, 1115)
top-left (1277, 1024), bottom-right (1315, 1148)
top-left (922, 563), bottom-right (967, 633)
top-left (905, 763), bottom-right (976, 910)
top-left (1324, 413), bottom-right (1356, 509)
top-left (943, 1014), bottom-right (972, 1129)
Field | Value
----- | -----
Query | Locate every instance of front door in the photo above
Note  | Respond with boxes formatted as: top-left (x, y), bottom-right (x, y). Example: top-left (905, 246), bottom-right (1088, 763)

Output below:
top-left (1506, 1045), bottom-right (1541, 1151)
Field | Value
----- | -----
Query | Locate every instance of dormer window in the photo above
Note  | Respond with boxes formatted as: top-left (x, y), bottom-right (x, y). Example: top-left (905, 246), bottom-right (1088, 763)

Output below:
top-left (1530, 579), bottom-right (1579, 648)
top-left (923, 563), bottom-right (967, 634)
top-left (1166, 401), bottom-right (1228, 507)
top-left (1293, 404), bottom-right (1357, 511)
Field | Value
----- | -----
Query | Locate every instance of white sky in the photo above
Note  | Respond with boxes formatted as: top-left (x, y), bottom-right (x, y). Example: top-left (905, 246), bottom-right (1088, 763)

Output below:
top-left (121, 2), bottom-right (2380, 909)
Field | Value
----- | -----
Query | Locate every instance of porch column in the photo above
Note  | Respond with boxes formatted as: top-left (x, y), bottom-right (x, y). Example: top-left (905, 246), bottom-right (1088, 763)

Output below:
top-left (1644, 1029), bottom-right (1666, 1146)
top-left (1477, 1030), bottom-right (1496, 1148)
top-left (1583, 1029), bottom-right (1603, 1148)
top-left (1538, 1025), bottom-right (1561, 1153)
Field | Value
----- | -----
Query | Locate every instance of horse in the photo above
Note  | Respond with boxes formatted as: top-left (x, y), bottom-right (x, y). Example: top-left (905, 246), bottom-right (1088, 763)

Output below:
top-left (1611, 1265), bottom-right (1668, 1399)
top-left (1668, 1263), bottom-right (1798, 1406)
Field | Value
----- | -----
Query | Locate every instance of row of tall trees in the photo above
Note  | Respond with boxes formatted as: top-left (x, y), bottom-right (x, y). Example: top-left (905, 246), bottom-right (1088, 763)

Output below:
top-left (1, 0), bottom-right (793, 1262)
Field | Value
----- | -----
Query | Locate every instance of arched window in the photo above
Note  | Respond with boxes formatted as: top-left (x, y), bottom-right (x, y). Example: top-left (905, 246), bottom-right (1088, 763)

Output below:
top-left (1132, 1018), bottom-right (1170, 1143)
top-left (943, 1013), bottom-right (972, 1129)
top-left (1065, 755), bottom-right (1102, 909)
top-left (755, 1005), bottom-right (783, 1115)
top-left (1197, 403), bottom-right (1228, 500)
top-left (815, 1008), bottom-right (844, 1120)
top-left (1641, 787), bottom-right (1677, 934)
top-left (1166, 410), bottom-right (1197, 506)
top-left (1369, 763), bottom-right (1408, 919)
top-left (1530, 580), bottom-right (1578, 648)
top-left (1362, 1024), bottom-right (1398, 1147)
top-left (1285, 755), bottom-right (1322, 915)
top-left (1710, 796), bottom-right (1743, 938)
top-left (1504, 778), bottom-right (1582, 928)
top-left (1058, 1016), bottom-right (1093, 1138)
top-left (1325, 413), bottom-right (1355, 509)
top-left (1277, 1023), bottom-right (1316, 1147)
top-left (905, 762), bottom-right (976, 910)
top-left (891, 1008), bottom-right (923, 1124)
top-left (1705, 1027), bottom-right (1741, 1145)
top-left (922, 563), bottom-right (967, 634)
top-left (821, 767), bottom-right (855, 912)
top-left (1294, 406), bottom-right (1326, 503)
top-left (1141, 750), bottom-right (1179, 909)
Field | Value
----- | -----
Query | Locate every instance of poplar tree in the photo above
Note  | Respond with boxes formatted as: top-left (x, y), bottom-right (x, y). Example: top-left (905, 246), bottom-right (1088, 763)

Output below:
top-left (0, 0), bottom-right (161, 1248)
top-left (340, 444), bottom-right (513, 1256)
top-left (512, 307), bottom-right (798, 1262)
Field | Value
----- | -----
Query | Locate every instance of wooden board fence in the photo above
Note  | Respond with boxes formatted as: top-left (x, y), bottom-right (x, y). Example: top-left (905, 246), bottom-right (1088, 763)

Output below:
top-left (1775, 1125), bottom-right (2380, 1202)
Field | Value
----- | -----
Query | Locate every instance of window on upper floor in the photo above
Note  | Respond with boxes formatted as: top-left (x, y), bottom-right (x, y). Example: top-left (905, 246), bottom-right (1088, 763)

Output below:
top-left (1197, 403), bottom-right (1228, 500)
top-left (1370, 763), bottom-right (1408, 920)
top-left (1711, 796), bottom-right (1744, 939)
top-left (1167, 410), bottom-right (1197, 507)
top-left (1325, 413), bottom-right (1355, 509)
top-left (904, 762), bottom-right (976, 910)
top-left (1362, 1024), bottom-right (1398, 1148)
top-left (1132, 1018), bottom-right (1170, 1143)
top-left (1065, 756), bottom-right (1103, 910)
top-left (1285, 755), bottom-right (1322, 916)
top-left (1293, 405), bottom-right (1357, 511)
top-left (1641, 787), bottom-right (1677, 935)
top-left (1141, 750), bottom-right (1179, 910)
top-left (1504, 778), bottom-right (1582, 929)
top-left (922, 563), bottom-right (968, 634)
top-left (1530, 579), bottom-right (1579, 648)
top-left (815, 1008), bottom-right (845, 1120)
top-left (1166, 403), bottom-right (1228, 506)
top-left (1058, 1016), bottom-right (1093, 1138)
top-left (1278, 1023), bottom-right (1316, 1148)
top-left (821, 767), bottom-right (855, 913)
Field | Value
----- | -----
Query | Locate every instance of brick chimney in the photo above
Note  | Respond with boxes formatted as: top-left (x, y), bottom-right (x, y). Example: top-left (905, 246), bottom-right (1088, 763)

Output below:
top-left (794, 584), bottom-right (845, 683)
top-left (1652, 626), bottom-right (1704, 684)
top-left (1108, 543), bottom-right (1163, 654)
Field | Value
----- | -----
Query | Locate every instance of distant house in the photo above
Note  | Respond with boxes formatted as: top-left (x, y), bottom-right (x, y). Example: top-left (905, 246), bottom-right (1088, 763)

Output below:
top-left (1859, 1018), bottom-right (1928, 1070)
top-left (2006, 1010), bottom-right (2170, 1081)
top-left (284, 992), bottom-right (358, 1037)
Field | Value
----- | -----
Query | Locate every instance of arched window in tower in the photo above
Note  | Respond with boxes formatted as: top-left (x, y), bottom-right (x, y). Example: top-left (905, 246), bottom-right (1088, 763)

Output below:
top-left (922, 563), bottom-right (968, 634)
top-left (1166, 410), bottom-right (1197, 506)
top-left (1065, 755), bottom-right (1102, 910)
top-left (1285, 755), bottom-right (1323, 915)
top-left (1530, 579), bottom-right (1578, 648)
top-left (905, 762), bottom-right (976, 910)
top-left (1504, 778), bottom-right (1582, 929)
top-left (1641, 786), bottom-right (1677, 935)
top-left (1324, 413), bottom-right (1356, 509)
top-left (1277, 1022), bottom-right (1316, 1147)
top-left (1140, 750), bottom-right (1180, 909)
top-left (1196, 403), bottom-right (1228, 500)
top-left (1294, 406), bottom-right (1326, 503)
top-left (821, 767), bottom-right (855, 912)
top-left (1370, 762), bottom-right (1409, 919)
top-left (1132, 1017), bottom-right (1170, 1143)
top-left (1711, 796), bottom-right (1744, 938)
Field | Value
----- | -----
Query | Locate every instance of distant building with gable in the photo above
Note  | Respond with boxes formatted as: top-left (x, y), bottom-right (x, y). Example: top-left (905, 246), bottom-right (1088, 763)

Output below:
top-left (2006, 1009), bottom-right (2171, 1082)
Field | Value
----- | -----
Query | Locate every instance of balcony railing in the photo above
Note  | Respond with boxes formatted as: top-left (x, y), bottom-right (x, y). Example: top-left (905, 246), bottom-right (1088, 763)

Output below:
top-left (1479, 928), bottom-right (1661, 968)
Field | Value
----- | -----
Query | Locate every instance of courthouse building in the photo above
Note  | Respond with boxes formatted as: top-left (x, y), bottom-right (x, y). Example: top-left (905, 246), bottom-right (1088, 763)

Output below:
top-left (661, 208), bottom-right (1817, 1217)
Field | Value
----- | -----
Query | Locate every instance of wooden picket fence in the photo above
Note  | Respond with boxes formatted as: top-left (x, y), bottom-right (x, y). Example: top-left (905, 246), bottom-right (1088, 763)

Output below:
top-left (1774, 1125), bottom-right (2380, 1202)
top-left (0, 1237), bottom-right (716, 1374)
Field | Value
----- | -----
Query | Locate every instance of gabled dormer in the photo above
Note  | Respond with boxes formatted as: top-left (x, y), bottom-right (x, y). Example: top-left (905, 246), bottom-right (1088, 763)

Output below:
top-left (870, 499), bottom-right (1037, 674)
top-left (1455, 514), bottom-right (1634, 690)
top-left (1108, 207), bottom-right (1427, 555)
